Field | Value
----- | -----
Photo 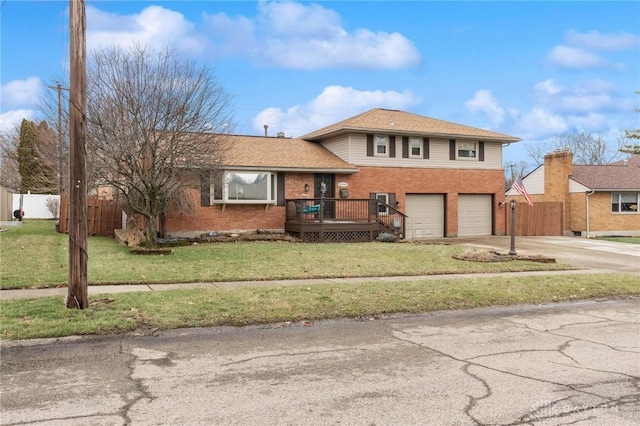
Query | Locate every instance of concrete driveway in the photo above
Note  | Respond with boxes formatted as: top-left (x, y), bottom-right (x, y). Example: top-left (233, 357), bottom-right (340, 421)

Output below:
top-left (457, 236), bottom-right (640, 274)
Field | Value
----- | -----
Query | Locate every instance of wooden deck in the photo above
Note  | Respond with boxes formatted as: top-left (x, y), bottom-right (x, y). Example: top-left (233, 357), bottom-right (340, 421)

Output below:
top-left (285, 198), bottom-right (406, 242)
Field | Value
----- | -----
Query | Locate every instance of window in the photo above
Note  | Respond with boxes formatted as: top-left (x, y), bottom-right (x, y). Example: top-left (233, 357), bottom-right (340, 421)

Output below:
top-left (410, 137), bottom-right (421, 157)
top-left (611, 193), bottom-right (639, 213)
top-left (376, 193), bottom-right (388, 213)
top-left (375, 135), bottom-right (388, 156)
top-left (209, 171), bottom-right (277, 204)
top-left (457, 141), bottom-right (477, 159)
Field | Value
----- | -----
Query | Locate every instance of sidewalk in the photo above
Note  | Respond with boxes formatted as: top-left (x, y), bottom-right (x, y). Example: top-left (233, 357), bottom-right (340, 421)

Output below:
top-left (0, 269), bottom-right (613, 300)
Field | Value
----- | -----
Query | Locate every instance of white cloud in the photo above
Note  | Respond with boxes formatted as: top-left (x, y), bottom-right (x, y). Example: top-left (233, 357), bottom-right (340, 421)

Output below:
top-left (533, 79), bottom-right (564, 96)
top-left (253, 85), bottom-right (422, 136)
top-left (565, 30), bottom-right (640, 51)
top-left (546, 30), bottom-right (639, 70)
top-left (0, 109), bottom-right (36, 134)
top-left (547, 45), bottom-right (608, 69)
top-left (532, 78), bottom-right (623, 115)
top-left (517, 107), bottom-right (568, 139)
top-left (86, 5), bottom-right (206, 54)
top-left (464, 90), bottom-right (505, 127)
top-left (205, 1), bottom-right (420, 70)
top-left (1, 77), bottom-right (42, 109)
top-left (84, 2), bottom-right (419, 69)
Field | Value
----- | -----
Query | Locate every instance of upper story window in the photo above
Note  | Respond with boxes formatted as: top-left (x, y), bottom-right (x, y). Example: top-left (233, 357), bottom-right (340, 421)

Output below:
top-left (210, 171), bottom-right (276, 204)
top-left (457, 141), bottom-right (477, 159)
top-left (376, 135), bottom-right (388, 156)
top-left (611, 193), bottom-right (638, 213)
top-left (410, 137), bottom-right (421, 157)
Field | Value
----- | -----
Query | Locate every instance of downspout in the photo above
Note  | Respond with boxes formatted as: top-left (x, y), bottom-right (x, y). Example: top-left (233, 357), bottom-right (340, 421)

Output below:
top-left (585, 190), bottom-right (595, 238)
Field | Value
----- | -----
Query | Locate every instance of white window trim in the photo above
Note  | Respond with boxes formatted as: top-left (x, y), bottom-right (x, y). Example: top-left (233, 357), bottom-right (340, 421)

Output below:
top-left (376, 193), bottom-right (389, 214)
top-left (409, 137), bottom-right (422, 158)
top-left (456, 141), bottom-right (478, 161)
top-left (611, 192), bottom-right (639, 214)
top-left (375, 135), bottom-right (389, 157)
top-left (211, 170), bottom-right (277, 205)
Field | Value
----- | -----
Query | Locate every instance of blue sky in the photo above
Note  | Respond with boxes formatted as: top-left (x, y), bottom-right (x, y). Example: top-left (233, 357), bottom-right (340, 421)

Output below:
top-left (1, 1), bottom-right (639, 170)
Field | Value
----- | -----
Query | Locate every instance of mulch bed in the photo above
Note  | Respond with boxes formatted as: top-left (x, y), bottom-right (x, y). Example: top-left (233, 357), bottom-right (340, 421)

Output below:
top-left (453, 250), bottom-right (556, 263)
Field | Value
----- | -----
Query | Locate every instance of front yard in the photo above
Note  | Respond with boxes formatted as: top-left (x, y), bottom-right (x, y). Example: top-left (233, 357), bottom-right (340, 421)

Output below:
top-left (1, 220), bottom-right (638, 341)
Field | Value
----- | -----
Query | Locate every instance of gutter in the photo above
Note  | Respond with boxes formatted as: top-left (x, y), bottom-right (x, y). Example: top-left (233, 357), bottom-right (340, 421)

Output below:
top-left (585, 190), bottom-right (595, 238)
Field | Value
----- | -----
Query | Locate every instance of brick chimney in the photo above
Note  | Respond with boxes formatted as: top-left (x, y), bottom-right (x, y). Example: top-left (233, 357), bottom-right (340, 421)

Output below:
top-left (544, 148), bottom-right (573, 231)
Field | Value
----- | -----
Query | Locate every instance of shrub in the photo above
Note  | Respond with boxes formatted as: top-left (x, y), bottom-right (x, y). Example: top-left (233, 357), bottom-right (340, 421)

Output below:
top-left (376, 232), bottom-right (397, 243)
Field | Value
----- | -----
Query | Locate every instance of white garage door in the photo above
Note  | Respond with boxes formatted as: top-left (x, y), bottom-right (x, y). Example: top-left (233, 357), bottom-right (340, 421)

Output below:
top-left (458, 194), bottom-right (492, 236)
top-left (405, 194), bottom-right (445, 239)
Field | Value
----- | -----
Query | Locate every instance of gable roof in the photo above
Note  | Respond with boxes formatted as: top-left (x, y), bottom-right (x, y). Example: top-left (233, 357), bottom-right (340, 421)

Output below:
top-left (221, 134), bottom-right (357, 173)
top-left (300, 108), bottom-right (520, 143)
top-left (571, 155), bottom-right (640, 190)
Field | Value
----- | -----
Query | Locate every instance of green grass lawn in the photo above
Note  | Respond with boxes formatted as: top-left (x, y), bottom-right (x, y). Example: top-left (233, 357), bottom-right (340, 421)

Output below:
top-left (596, 236), bottom-right (640, 244)
top-left (2, 273), bottom-right (639, 340)
top-left (1, 220), bottom-right (572, 290)
top-left (2, 220), bottom-right (638, 341)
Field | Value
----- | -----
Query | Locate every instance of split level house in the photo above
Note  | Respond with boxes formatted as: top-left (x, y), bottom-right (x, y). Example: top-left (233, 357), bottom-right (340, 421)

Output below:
top-left (165, 108), bottom-right (521, 242)
top-left (506, 149), bottom-right (640, 237)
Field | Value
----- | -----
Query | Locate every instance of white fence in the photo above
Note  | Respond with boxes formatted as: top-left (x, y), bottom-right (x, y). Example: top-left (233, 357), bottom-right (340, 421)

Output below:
top-left (12, 193), bottom-right (60, 219)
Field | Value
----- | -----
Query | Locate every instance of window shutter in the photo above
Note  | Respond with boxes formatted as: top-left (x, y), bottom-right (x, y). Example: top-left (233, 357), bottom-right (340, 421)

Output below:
top-left (389, 136), bottom-right (396, 158)
top-left (276, 173), bottom-right (285, 206)
top-left (369, 192), bottom-right (377, 215)
top-left (389, 193), bottom-right (396, 208)
top-left (402, 137), bottom-right (409, 158)
top-left (423, 138), bottom-right (430, 159)
top-left (200, 171), bottom-right (210, 206)
top-left (366, 134), bottom-right (374, 157)
top-left (449, 139), bottom-right (456, 160)
top-left (478, 141), bottom-right (485, 162)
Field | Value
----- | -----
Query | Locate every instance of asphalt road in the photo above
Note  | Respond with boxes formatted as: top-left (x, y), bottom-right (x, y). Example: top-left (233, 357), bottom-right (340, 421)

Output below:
top-left (1, 298), bottom-right (639, 425)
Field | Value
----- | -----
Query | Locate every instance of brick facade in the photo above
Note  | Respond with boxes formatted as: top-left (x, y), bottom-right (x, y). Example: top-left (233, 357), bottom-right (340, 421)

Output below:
top-left (165, 173), bottom-right (315, 236)
top-left (166, 167), bottom-right (507, 237)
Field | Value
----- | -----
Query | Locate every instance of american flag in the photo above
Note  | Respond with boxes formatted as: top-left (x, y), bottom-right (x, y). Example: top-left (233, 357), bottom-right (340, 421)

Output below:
top-left (511, 175), bottom-right (533, 206)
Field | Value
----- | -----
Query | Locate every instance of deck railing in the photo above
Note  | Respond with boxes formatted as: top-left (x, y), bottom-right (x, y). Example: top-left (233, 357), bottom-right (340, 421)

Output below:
top-left (285, 198), bottom-right (406, 242)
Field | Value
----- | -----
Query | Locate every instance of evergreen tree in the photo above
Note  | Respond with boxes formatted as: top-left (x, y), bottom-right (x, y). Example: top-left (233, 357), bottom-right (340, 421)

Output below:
top-left (18, 119), bottom-right (38, 193)
top-left (17, 119), bottom-right (56, 193)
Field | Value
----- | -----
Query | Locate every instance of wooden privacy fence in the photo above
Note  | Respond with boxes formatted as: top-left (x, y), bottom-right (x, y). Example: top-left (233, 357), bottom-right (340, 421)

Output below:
top-left (58, 195), bottom-right (121, 237)
top-left (506, 201), bottom-right (563, 236)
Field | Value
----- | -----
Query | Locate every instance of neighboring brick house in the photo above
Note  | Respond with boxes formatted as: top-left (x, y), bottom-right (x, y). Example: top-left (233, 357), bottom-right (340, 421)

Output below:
top-left (506, 149), bottom-right (640, 237)
top-left (165, 108), bottom-right (520, 240)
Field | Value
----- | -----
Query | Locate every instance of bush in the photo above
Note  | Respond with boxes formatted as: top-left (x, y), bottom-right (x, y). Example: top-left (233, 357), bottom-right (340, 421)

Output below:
top-left (376, 232), bottom-right (397, 243)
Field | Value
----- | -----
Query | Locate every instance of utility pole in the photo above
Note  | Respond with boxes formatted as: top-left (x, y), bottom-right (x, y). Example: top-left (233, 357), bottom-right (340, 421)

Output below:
top-left (67, 0), bottom-right (88, 309)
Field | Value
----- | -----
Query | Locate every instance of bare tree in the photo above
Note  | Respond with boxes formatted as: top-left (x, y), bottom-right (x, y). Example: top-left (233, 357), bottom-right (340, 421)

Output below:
top-left (504, 160), bottom-right (529, 191)
top-left (526, 132), bottom-right (624, 166)
top-left (0, 127), bottom-right (21, 190)
top-left (86, 44), bottom-right (233, 248)
top-left (39, 81), bottom-right (71, 194)
top-left (621, 90), bottom-right (640, 155)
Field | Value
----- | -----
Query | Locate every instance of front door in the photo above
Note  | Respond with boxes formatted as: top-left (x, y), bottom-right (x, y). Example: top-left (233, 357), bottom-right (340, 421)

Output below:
top-left (314, 174), bottom-right (335, 219)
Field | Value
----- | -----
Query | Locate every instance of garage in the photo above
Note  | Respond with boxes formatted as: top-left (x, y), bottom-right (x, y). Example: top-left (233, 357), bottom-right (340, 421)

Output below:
top-left (405, 194), bottom-right (445, 239)
top-left (458, 194), bottom-right (493, 236)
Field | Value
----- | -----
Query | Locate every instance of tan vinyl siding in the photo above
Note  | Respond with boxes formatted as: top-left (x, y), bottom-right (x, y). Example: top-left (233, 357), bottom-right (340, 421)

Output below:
top-left (349, 134), bottom-right (502, 169)
top-left (319, 134), bottom-right (351, 163)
